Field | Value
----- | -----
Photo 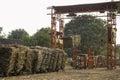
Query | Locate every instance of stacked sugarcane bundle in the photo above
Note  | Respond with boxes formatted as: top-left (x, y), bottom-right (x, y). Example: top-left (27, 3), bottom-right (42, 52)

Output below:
top-left (0, 45), bottom-right (67, 77)
top-left (30, 46), bottom-right (67, 72)
top-left (0, 45), bottom-right (29, 76)
top-left (63, 35), bottom-right (81, 48)
top-left (0, 45), bottom-right (13, 76)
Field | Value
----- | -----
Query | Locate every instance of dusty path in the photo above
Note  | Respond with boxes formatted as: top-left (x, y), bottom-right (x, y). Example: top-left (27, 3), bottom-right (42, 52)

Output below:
top-left (1, 66), bottom-right (120, 80)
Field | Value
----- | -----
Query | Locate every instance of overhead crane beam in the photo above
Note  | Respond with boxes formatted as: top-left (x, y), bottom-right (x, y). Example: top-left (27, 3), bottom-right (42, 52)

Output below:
top-left (52, 1), bottom-right (120, 14)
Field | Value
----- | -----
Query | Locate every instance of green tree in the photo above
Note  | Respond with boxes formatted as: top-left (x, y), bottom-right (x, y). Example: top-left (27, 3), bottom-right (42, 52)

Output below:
top-left (64, 15), bottom-right (107, 55)
top-left (117, 3), bottom-right (120, 13)
top-left (22, 35), bottom-right (33, 46)
top-left (8, 29), bottom-right (29, 39)
top-left (32, 27), bottom-right (50, 47)
top-left (0, 27), bottom-right (6, 39)
top-left (8, 29), bottom-right (29, 44)
top-left (116, 44), bottom-right (120, 59)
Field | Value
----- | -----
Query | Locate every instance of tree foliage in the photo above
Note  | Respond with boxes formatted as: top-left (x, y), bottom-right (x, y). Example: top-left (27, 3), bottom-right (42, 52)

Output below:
top-left (7, 28), bottom-right (50, 47)
top-left (116, 45), bottom-right (120, 59)
top-left (8, 29), bottom-right (29, 40)
top-left (32, 27), bottom-right (50, 47)
top-left (8, 29), bottom-right (29, 45)
top-left (0, 27), bottom-right (6, 39)
top-left (64, 15), bottom-right (107, 55)
top-left (117, 3), bottom-right (120, 13)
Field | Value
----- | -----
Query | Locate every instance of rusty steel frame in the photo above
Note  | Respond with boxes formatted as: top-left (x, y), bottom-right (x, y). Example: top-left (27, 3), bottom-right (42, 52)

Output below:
top-left (49, 1), bottom-right (120, 69)
top-left (52, 1), bottom-right (120, 14)
top-left (59, 19), bottom-right (64, 49)
top-left (107, 11), bottom-right (117, 69)
top-left (50, 10), bottom-right (64, 49)
top-left (50, 9), bottom-right (57, 48)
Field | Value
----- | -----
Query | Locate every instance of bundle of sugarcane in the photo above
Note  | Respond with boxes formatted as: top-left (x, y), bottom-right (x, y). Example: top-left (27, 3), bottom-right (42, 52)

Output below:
top-left (0, 45), bottom-right (28, 76)
top-left (55, 48), bottom-right (67, 71)
top-left (25, 49), bottom-right (38, 74)
top-left (39, 48), bottom-right (67, 72)
top-left (35, 50), bottom-right (43, 73)
top-left (6, 45), bottom-right (28, 76)
top-left (7, 47), bottom-right (19, 76)
top-left (0, 44), bottom-right (19, 76)
top-left (63, 35), bottom-right (81, 48)
top-left (30, 46), bottom-right (50, 72)
top-left (0, 45), bottom-right (67, 77)
top-left (30, 46), bottom-right (67, 72)
top-left (0, 46), bottom-right (13, 76)
top-left (15, 46), bottom-right (28, 75)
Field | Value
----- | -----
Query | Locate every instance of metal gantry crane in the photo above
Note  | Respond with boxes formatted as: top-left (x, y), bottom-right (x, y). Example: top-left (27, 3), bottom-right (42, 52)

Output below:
top-left (48, 1), bottom-right (120, 69)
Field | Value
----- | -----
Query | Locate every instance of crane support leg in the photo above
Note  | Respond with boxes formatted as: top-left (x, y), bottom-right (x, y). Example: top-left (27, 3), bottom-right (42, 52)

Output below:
top-left (51, 9), bottom-right (56, 48)
top-left (107, 11), bottom-right (117, 69)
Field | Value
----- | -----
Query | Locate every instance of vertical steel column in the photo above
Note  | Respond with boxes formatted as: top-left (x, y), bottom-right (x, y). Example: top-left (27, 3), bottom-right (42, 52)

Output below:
top-left (59, 19), bottom-right (64, 49)
top-left (107, 11), bottom-right (116, 69)
top-left (51, 9), bottom-right (56, 48)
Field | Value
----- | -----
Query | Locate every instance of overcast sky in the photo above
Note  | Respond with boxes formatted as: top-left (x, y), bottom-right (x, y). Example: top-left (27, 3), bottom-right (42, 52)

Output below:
top-left (0, 0), bottom-right (120, 44)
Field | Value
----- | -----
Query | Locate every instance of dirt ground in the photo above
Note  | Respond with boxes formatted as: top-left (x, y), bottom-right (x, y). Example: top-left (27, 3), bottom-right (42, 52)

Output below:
top-left (1, 66), bottom-right (120, 80)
